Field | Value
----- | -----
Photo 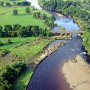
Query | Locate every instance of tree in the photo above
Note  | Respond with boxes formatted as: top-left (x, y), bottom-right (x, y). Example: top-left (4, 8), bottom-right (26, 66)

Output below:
top-left (17, 1), bottom-right (31, 6)
top-left (23, 1), bottom-right (31, 6)
top-left (0, 1), bottom-right (4, 6)
top-left (4, 25), bottom-right (13, 37)
top-left (0, 41), bottom-right (3, 46)
top-left (18, 26), bottom-right (27, 37)
top-left (4, 25), bottom-right (12, 31)
top-left (7, 39), bottom-right (12, 44)
top-left (13, 9), bottom-right (18, 15)
top-left (6, 2), bottom-right (12, 7)
top-left (25, 7), bottom-right (30, 13)
top-left (13, 24), bottom-right (21, 31)
top-left (13, 2), bottom-right (17, 6)
top-left (50, 16), bottom-right (56, 21)
top-left (0, 26), bottom-right (3, 37)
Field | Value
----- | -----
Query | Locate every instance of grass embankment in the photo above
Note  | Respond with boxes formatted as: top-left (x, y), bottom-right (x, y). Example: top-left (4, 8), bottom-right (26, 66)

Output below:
top-left (0, 37), bottom-right (53, 90)
top-left (0, 37), bottom-right (52, 70)
top-left (15, 69), bottom-right (33, 90)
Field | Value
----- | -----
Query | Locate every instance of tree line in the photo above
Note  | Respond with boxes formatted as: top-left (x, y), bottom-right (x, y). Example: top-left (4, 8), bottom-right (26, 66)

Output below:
top-left (33, 12), bottom-right (56, 29)
top-left (0, 1), bottom-right (31, 7)
top-left (0, 24), bottom-right (53, 37)
top-left (39, 0), bottom-right (90, 28)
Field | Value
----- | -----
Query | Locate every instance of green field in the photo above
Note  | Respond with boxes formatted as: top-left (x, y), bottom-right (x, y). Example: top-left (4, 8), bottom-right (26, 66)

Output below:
top-left (0, 37), bottom-right (37, 51)
top-left (0, 0), bottom-right (24, 5)
top-left (0, 37), bottom-right (52, 67)
top-left (0, 0), bottom-right (51, 29)
top-left (0, 6), bottom-right (51, 29)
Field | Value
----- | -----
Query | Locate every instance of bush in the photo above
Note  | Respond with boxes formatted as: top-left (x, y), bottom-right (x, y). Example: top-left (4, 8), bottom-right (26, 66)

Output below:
top-left (0, 41), bottom-right (3, 46)
top-left (13, 9), bottom-right (18, 15)
top-left (0, 49), bottom-right (10, 57)
top-left (26, 7), bottom-right (30, 13)
top-left (7, 39), bottom-right (12, 44)
top-left (0, 63), bottom-right (27, 90)
top-left (6, 2), bottom-right (12, 7)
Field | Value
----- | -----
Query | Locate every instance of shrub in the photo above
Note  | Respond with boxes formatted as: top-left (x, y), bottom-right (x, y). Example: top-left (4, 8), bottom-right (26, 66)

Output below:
top-left (0, 63), bottom-right (27, 90)
top-left (6, 2), bottom-right (12, 7)
top-left (0, 49), bottom-right (10, 57)
top-left (13, 9), bottom-right (18, 15)
top-left (7, 39), bottom-right (12, 44)
top-left (0, 41), bottom-right (3, 46)
top-left (26, 7), bottom-right (30, 13)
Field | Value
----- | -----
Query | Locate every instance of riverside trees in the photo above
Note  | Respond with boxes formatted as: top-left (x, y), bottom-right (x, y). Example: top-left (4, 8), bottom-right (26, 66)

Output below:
top-left (0, 63), bottom-right (27, 90)
top-left (39, 0), bottom-right (90, 55)
top-left (39, 0), bottom-right (90, 25)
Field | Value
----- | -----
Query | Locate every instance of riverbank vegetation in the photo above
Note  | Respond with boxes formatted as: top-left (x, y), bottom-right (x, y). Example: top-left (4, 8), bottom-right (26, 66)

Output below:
top-left (0, 62), bottom-right (27, 90)
top-left (0, 37), bottom-right (53, 90)
top-left (39, 0), bottom-right (90, 56)
top-left (0, 0), bottom-right (55, 89)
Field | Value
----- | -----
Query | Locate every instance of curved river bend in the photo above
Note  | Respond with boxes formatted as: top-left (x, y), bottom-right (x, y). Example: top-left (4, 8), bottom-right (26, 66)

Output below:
top-left (26, 0), bottom-right (83, 90)
top-left (27, 0), bottom-right (79, 33)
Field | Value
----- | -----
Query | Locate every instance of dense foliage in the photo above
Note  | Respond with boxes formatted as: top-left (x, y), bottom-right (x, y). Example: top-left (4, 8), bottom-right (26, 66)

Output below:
top-left (82, 26), bottom-right (90, 54)
top-left (39, 0), bottom-right (90, 55)
top-left (0, 24), bottom-right (52, 37)
top-left (0, 63), bottom-right (27, 90)
top-left (33, 12), bottom-right (56, 29)
top-left (17, 1), bottom-right (31, 6)
top-left (39, 0), bottom-right (90, 29)
top-left (0, 1), bottom-right (31, 7)
top-left (13, 9), bottom-right (18, 15)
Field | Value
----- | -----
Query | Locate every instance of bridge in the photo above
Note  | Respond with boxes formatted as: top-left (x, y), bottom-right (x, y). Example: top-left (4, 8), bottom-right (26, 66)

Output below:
top-left (52, 30), bottom-right (84, 36)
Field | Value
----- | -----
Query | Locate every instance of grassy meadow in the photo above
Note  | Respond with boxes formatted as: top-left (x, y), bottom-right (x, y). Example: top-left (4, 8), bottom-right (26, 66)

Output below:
top-left (0, 6), bottom-right (51, 29)
top-left (0, 37), bottom-right (52, 70)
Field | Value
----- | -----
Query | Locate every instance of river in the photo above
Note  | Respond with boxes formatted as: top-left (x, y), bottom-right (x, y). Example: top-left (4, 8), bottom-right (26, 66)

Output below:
top-left (26, 0), bottom-right (84, 90)
top-left (27, 0), bottom-right (79, 33)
